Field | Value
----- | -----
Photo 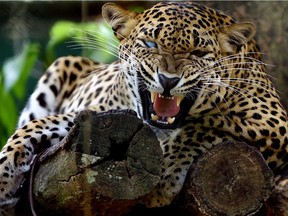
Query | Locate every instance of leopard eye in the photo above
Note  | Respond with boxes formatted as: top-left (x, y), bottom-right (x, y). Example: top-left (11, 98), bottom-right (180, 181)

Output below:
top-left (190, 50), bottom-right (209, 58)
top-left (144, 41), bottom-right (158, 48)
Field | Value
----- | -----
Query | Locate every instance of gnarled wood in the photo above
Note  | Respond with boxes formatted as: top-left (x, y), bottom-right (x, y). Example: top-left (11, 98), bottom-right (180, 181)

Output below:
top-left (264, 170), bottom-right (288, 216)
top-left (31, 109), bottom-right (163, 216)
top-left (15, 113), bottom-right (286, 216)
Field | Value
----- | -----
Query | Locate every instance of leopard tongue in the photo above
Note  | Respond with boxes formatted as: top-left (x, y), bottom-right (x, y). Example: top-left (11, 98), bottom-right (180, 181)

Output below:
top-left (152, 93), bottom-right (180, 117)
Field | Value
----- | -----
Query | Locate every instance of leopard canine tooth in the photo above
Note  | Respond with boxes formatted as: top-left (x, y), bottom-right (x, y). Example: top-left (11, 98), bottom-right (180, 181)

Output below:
top-left (167, 117), bottom-right (175, 124)
top-left (151, 92), bottom-right (156, 103)
top-left (177, 96), bottom-right (184, 107)
top-left (151, 114), bottom-right (159, 121)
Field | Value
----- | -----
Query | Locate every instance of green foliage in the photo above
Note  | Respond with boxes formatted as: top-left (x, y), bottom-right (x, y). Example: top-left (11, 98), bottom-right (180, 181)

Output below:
top-left (0, 43), bottom-right (40, 146)
top-left (47, 21), bottom-right (119, 65)
top-left (0, 20), bottom-right (118, 148)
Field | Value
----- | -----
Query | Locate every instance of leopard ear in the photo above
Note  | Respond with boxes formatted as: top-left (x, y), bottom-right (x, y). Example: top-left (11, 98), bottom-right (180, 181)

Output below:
top-left (218, 22), bottom-right (256, 54)
top-left (102, 3), bottom-right (138, 41)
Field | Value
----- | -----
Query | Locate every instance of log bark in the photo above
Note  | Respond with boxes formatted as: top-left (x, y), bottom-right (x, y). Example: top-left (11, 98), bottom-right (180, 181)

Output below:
top-left (264, 170), bottom-right (288, 216)
top-left (30, 109), bottom-right (163, 216)
top-left (15, 111), bottom-right (288, 216)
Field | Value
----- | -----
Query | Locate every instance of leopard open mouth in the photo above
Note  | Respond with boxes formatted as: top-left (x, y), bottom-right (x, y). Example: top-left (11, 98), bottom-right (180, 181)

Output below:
top-left (140, 90), bottom-right (195, 129)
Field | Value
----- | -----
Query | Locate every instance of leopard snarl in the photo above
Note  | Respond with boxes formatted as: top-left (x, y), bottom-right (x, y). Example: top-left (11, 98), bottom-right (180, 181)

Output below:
top-left (1, 2), bottom-right (288, 214)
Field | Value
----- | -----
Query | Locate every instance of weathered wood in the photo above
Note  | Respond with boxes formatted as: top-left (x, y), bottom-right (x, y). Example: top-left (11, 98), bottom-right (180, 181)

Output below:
top-left (15, 111), bottom-right (285, 216)
top-left (31, 109), bottom-right (163, 216)
top-left (264, 170), bottom-right (288, 216)
top-left (182, 141), bottom-right (274, 216)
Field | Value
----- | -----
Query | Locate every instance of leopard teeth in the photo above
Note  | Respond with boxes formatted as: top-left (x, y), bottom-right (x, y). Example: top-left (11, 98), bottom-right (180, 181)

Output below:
top-left (151, 92), bottom-right (156, 103)
top-left (158, 94), bottom-right (174, 100)
top-left (151, 113), bottom-right (159, 121)
top-left (151, 116), bottom-right (175, 124)
top-left (167, 117), bottom-right (175, 124)
top-left (177, 96), bottom-right (184, 107)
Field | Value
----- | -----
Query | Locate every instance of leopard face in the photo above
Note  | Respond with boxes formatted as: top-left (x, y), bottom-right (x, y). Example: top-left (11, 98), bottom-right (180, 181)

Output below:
top-left (103, 2), bottom-right (258, 129)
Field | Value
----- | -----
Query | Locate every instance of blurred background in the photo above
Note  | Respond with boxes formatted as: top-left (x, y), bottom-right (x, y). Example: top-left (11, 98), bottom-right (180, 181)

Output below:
top-left (0, 1), bottom-right (287, 147)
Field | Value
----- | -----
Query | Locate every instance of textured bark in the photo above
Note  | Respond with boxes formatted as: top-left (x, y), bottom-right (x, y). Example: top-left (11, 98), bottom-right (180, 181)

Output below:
top-left (31, 109), bottom-right (163, 216)
top-left (265, 171), bottom-right (288, 216)
top-left (16, 111), bottom-right (287, 216)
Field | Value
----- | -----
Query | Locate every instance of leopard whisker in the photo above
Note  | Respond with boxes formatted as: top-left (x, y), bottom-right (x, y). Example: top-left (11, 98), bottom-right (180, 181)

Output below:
top-left (216, 53), bottom-right (272, 66)
top-left (203, 81), bottom-right (261, 109)
top-left (203, 58), bottom-right (272, 74)
top-left (202, 66), bottom-right (276, 80)
top-left (185, 87), bottom-right (202, 102)
top-left (68, 28), bottom-right (141, 64)
top-left (217, 77), bottom-right (275, 90)
top-left (201, 69), bottom-right (280, 92)
top-left (67, 39), bottom-right (119, 55)
top-left (69, 37), bottom-right (120, 55)
top-left (68, 43), bottom-right (122, 61)
top-left (68, 41), bottom-right (119, 55)
top-left (202, 77), bottom-right (274, 95)
top-left (78, 28), bottom-right (121, 45)
top-left (68, 40), bottom-right (140, 64)
top-left (198, 54), bottom-right (273, 75)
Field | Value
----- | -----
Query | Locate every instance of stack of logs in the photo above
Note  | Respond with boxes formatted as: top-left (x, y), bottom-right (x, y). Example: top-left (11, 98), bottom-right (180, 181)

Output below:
top-left (15, 110), bottom-right (288, 216)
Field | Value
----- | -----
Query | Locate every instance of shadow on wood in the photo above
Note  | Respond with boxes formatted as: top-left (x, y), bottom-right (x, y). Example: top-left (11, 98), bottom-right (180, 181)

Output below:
top-left (31, 109), bottom-right (163, 216)
top-left (15, 110), bottom-right (288, 216)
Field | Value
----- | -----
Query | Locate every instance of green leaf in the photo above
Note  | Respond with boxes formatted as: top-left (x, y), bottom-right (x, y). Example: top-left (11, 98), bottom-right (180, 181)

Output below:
top-left (47, 20), bottom-right (119, 64)
top-left (0, 90), bottom-right (17, 133)
top-left (72, 22), bottom-right (119, 63)
top-left (46, 21), bottom-right (77, 64)
top-left (0, 78), bottom-right (18, 148)
top-left (13, 44), bottom-right (40, 99)
top-left (128, 5), bottom-right (145, 13)
top-left (0, 43), bottom-right (40, 147)
top-left (3, 43), bottom-right (40, 99)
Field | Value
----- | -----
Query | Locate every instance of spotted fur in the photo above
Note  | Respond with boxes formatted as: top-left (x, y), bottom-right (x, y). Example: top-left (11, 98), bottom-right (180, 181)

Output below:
top-left (1, 2), bottom-right (288, 214)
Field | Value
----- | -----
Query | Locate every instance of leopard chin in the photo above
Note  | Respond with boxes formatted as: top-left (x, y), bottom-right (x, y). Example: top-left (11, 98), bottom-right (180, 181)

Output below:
top-left (140, 90), bottom-right (195, 129)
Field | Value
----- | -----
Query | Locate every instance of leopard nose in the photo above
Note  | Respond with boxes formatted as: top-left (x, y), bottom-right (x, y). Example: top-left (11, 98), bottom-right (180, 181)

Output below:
top-left (158, 74), bottom-right (180, 96)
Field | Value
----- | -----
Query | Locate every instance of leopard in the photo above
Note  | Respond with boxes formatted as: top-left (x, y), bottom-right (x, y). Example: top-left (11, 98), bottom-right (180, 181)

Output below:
top-left (1, 2), bottom-right (288, 215)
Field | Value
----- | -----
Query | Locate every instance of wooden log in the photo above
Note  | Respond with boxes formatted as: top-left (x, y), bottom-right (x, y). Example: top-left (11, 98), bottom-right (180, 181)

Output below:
top-left (15, 111), bottom-right (282, 216)
top-left (30, 109), bottom-right (163, 216)
top-left (182, 141), bottom-right (274, 216)
top-left (264, 170), bottom-right (288, 216)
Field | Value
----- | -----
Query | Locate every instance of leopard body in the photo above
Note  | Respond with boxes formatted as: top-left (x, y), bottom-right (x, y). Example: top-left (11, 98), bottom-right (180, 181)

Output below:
top-left (1, 2), bottom-right (288, 215)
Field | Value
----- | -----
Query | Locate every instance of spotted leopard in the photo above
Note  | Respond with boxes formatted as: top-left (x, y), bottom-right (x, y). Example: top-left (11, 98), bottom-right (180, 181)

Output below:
top-left (1, 2), bottom-right (288, 215)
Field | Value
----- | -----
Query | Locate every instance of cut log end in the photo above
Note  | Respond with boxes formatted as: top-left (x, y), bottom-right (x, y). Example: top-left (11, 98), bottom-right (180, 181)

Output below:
top-left (32, 109), bottom-right (163, 216)
top-left (183, 141), bottom-right (274, 216)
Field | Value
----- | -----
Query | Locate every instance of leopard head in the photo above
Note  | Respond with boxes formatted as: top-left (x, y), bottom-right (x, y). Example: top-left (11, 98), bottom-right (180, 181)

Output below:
top-left (102, 2), bottom-right (257, 129)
